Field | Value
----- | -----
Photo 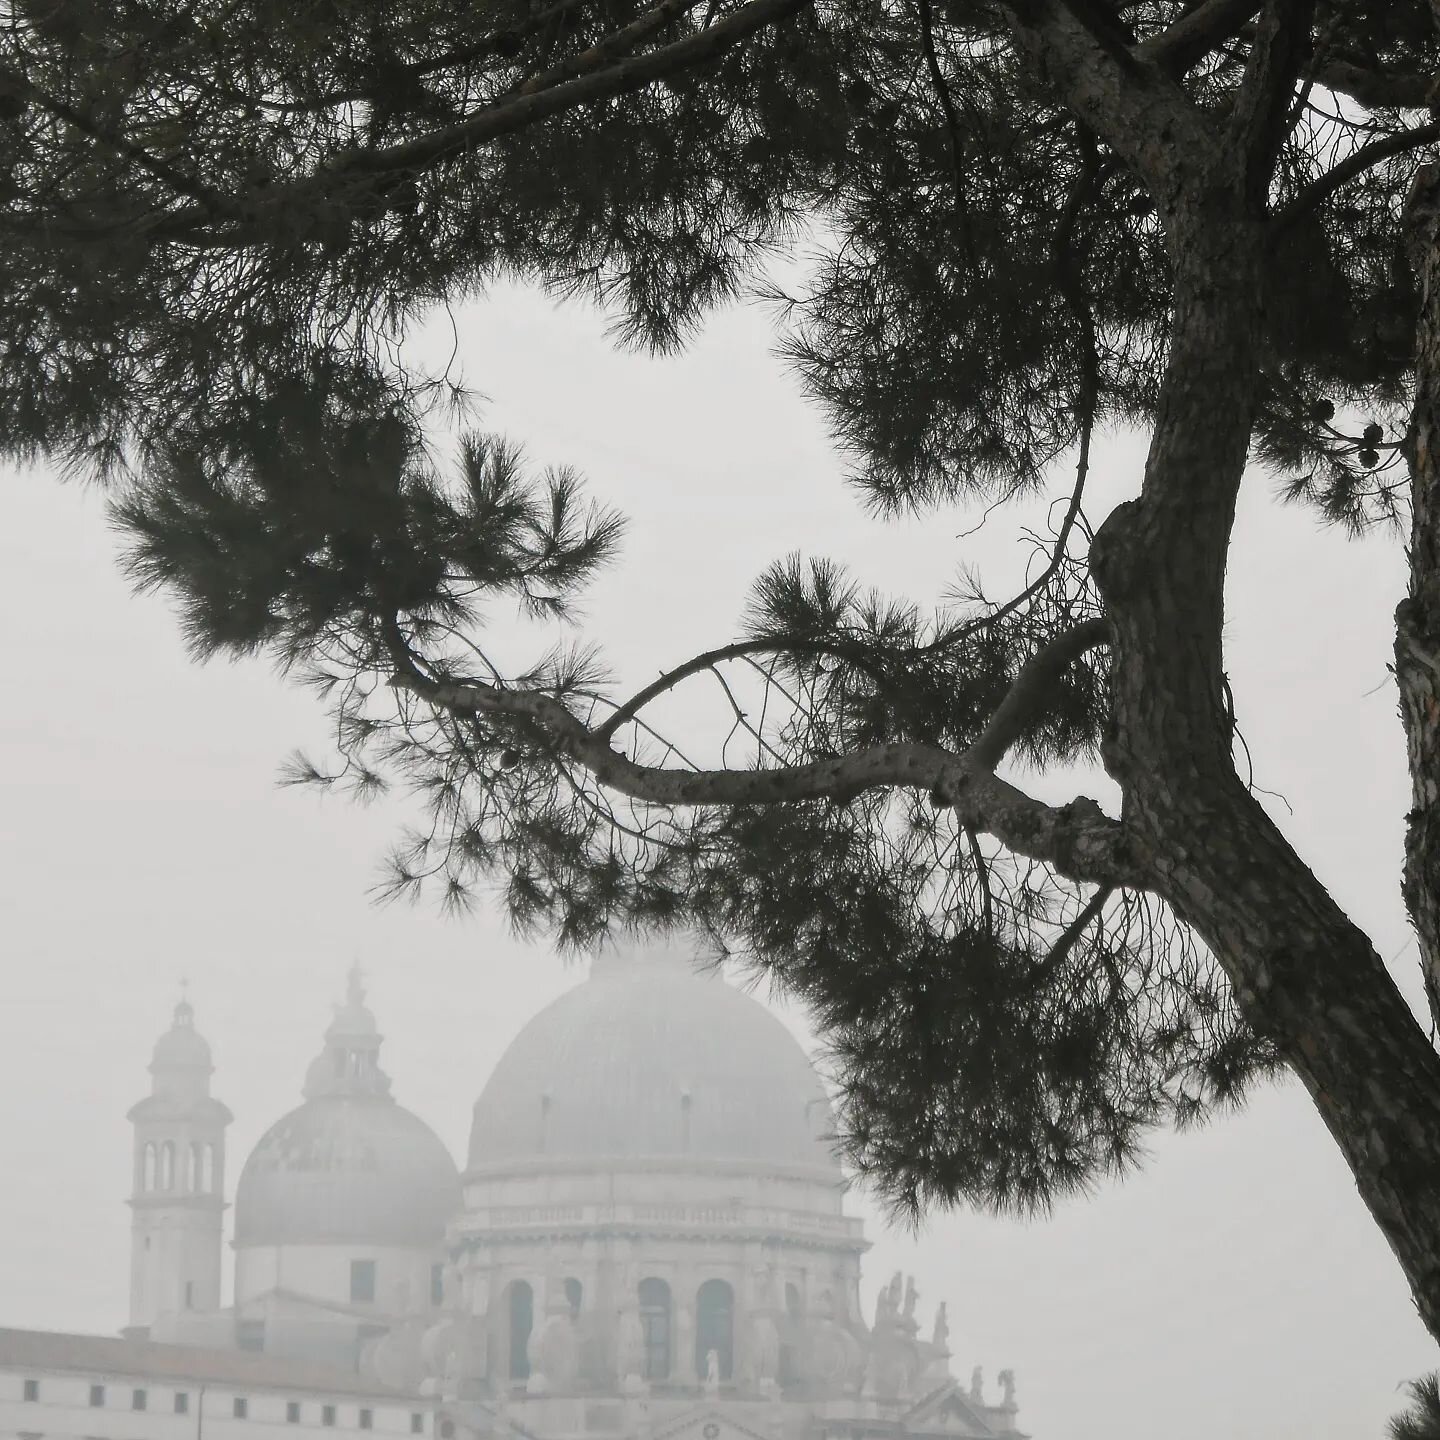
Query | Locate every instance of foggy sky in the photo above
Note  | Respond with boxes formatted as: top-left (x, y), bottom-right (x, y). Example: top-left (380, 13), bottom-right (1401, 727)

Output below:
top-left (0, 277), bottom-right (1436, 1439)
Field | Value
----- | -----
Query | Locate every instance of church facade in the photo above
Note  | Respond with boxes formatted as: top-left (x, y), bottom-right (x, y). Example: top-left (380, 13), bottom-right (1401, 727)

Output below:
top-left (0, 938), bottom-right (1027, 1440)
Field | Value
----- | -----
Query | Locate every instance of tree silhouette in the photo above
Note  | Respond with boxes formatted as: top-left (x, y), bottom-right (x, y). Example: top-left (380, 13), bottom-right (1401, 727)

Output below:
top-left (7, 0), bottom-right (1440, 1346)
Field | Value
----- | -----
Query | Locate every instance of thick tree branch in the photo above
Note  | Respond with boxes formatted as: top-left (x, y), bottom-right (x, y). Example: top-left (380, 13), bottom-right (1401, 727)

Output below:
top-left (1225, 0), bottom-right (1315, 210)
top-left (1309, 59), bottom-right (1431, 110)
top-left (1273, 122), bottom-right (1440, 235)
top-left (998, 0), bottom-right (1217, 205)
top-left (1138, 0), bottom-right (1264, 76)
top-left (1036, 883), bottom-right (1113, 980)
top-left (387, 621), bottom-right (1136, 887)
top-left (967, 618), bottom-right (1111, 769)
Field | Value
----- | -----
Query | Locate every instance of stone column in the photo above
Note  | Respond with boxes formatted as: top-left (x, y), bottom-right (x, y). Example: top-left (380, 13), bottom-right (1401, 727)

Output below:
top-left (672, 1258), bottom-right (697, 1390)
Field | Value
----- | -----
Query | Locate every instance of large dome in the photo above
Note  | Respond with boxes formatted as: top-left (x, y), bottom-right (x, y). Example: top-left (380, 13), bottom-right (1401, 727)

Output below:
top-left (467, 938), bottom-right (842, 1178)
top-left (234, 969), bottom-right (461, 1248)
top-left (235, 1095), bottom-right (460, 1247)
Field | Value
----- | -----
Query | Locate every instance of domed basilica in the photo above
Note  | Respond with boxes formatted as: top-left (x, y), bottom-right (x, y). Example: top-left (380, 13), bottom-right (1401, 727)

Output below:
top-left (122, 936), bottom-right (1028, 1440)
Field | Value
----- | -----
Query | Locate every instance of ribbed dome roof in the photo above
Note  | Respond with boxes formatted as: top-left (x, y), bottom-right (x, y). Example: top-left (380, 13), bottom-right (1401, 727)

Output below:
top-left (467, 937), bottom-right (842, 1178)
top-left (234, 969), bottom-right (460, 1248)
top-left (234, 1095), bottom-right (460, 1247)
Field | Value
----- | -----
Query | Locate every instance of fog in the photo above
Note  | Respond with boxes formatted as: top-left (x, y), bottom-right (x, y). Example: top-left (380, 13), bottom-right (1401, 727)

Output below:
top-left (1, 277), bottom-right (1436, 1438)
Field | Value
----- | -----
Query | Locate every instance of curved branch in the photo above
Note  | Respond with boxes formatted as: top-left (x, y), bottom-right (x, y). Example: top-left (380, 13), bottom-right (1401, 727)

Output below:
top-left (596, 631), bottom-right (910, 744)
top-left (597, 637), bottom-right (817, 742)
top-left (1273, 122), bottom-right (1440, 235)
top-left (1138, 0), bottom-right (1263, 77)
top-left (387, 619), bottom-right (1134, 887)
top-left (967, 617), bottom-right (1111, 769)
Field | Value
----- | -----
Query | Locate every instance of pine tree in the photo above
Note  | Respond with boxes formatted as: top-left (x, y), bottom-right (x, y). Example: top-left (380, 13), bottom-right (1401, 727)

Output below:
top-left (1391, 1375), bottom-right (1440, 1440)
top-left (8, 0), bottom-right (1440, 1346)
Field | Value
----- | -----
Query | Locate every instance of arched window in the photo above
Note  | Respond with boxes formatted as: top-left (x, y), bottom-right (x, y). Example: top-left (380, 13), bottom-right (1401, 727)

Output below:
top-left (694, 1279), bottom-right (733, 1383)
top-left (201, 1144), bottom-right (214, 1192)
top-left (190, 1142), bottom-right (205, 1193)
top-left (142, 1143), bottom-right (157, 1191)
top-left (506, 1280), bottom-right (533, 1381)
top-left (563, 1278), bottom-right (583, 1319)
top-left (160, 1141), bottom-right (175, 1190)
top-left (638, 1278), bottom-right (671, 1382)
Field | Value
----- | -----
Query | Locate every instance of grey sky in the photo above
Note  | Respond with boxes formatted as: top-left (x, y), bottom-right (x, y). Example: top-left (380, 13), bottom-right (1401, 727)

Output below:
top-left (1, 277), bottom-right (1435, 1439)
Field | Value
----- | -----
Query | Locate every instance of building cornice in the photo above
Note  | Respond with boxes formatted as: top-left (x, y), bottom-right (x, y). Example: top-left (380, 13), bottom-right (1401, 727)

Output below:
top-left (127, 1194), bottom-right (228, 1214)
top-left (463, 1155), bottom-right (848, 1188)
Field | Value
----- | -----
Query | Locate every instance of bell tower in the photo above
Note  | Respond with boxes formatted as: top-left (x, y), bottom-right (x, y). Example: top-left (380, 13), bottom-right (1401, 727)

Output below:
top-left (125, 993), bottom-right (232, 1337)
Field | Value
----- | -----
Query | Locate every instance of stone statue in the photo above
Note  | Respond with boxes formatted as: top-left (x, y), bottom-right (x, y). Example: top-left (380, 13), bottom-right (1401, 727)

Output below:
top-left (887, 1271), bottom-right (904, 1313)
top-left (533, 1311), bottom-right (579, 1395)
top-left (902, 1275), bottom-right (918, 1323)
top-left (931, 1301), bottom-right (949, 1352)
top-left (750, 1314), bottom-right (780, 1392)
top-left (704, 1348), bottom-right (721, 1395)
top-left (999, 1369), bottom-right (1016, 1406)
top-left (970, 1365), bottom-right (984, 1403)
top-left (751, 1263), bottom-right (776, 1308)
top-left (873, 1284), bottom-right (894, 1331)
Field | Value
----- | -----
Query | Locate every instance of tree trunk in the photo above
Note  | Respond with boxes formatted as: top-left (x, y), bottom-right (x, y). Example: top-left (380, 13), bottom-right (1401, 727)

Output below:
top-left (1093, 202), bottom-right (1440, 1343)
top-left (1398, 161), bottom-right (1440, 1041)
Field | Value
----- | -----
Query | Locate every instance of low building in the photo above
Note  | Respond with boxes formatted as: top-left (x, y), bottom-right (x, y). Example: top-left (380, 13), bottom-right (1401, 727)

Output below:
top-left (0, 1328), bottom-right (429, 1440)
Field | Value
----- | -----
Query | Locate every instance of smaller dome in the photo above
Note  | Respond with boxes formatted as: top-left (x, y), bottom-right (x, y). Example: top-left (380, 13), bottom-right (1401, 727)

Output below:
top-left (234, 969), bottom-right (460, 1249)
top-left (151, 998), bottom-right (213, 1072)
top-left (235, 1095), bottom-right (460, 1247)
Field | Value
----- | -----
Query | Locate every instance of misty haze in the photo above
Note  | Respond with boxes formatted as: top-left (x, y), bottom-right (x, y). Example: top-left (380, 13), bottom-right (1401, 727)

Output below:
top-left (4, 4), bottom-right (1440, 1440)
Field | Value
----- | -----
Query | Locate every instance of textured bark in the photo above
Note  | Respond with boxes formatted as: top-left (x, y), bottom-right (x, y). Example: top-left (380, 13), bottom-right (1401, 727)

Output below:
top-left (1399, 161), bottom-right (1440, 1040)
top-left (1000, 0), bottom-right (1218, 209)
top-left (1092, 197), bottom-right (1440, 1343)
